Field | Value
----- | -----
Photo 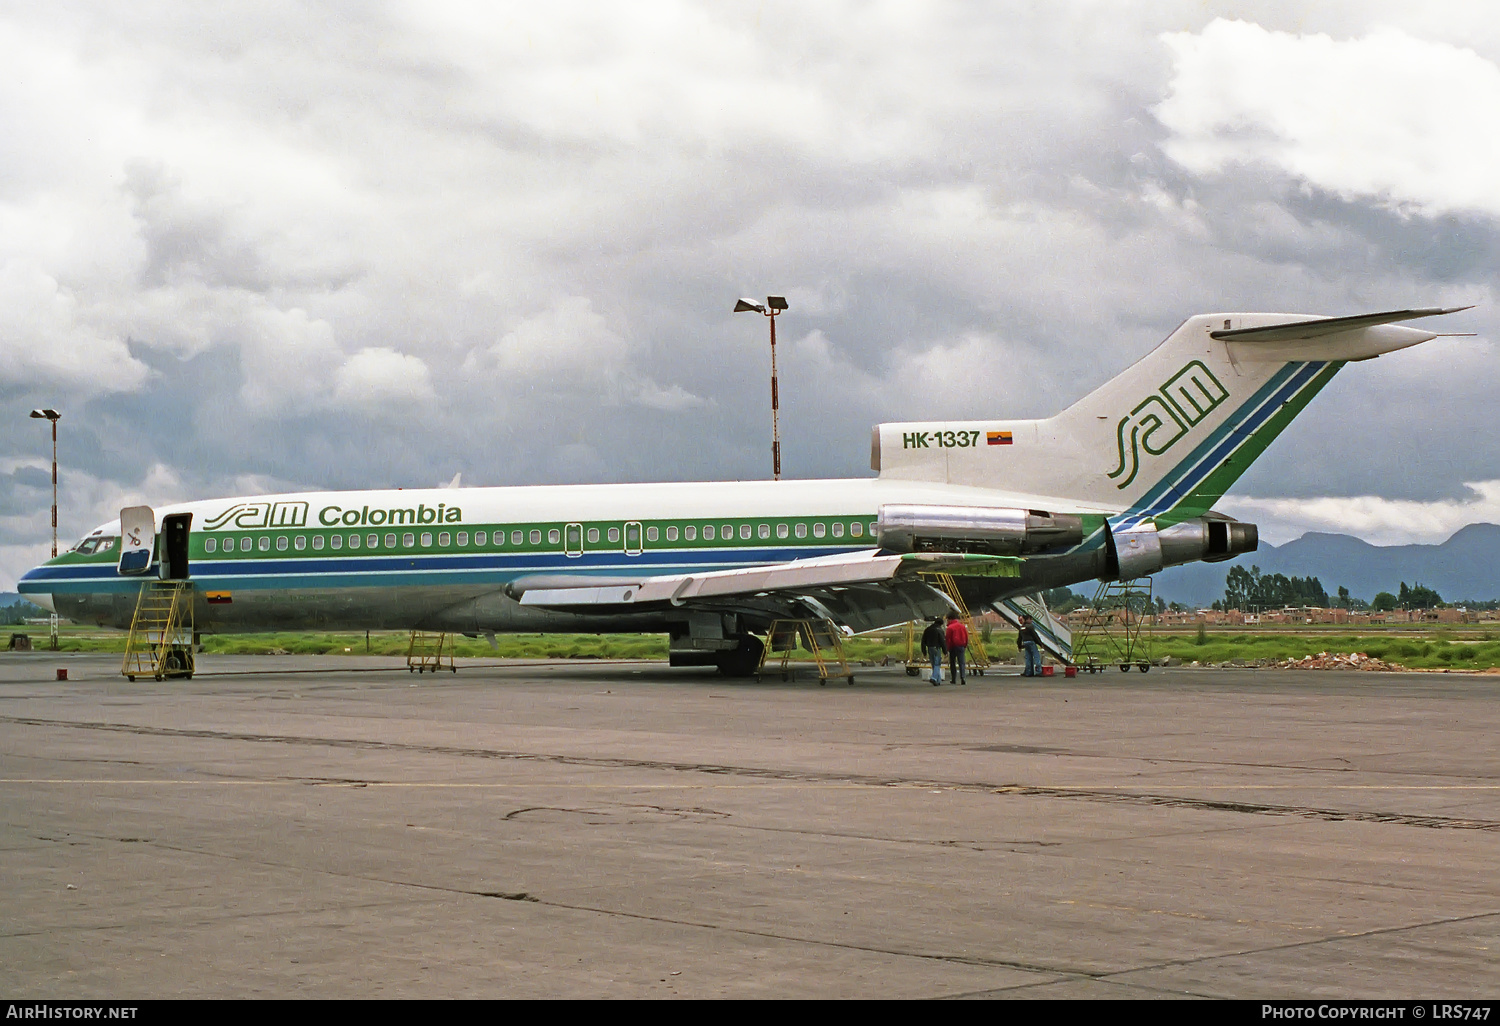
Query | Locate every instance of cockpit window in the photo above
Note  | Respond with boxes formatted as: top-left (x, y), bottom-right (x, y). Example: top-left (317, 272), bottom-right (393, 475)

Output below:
top-left (73, 535), bottom-right (119, 555)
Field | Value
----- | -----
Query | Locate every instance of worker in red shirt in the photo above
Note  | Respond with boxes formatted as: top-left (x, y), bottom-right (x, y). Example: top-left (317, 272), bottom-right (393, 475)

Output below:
top-left (944, 612), bottom-right (969, 686)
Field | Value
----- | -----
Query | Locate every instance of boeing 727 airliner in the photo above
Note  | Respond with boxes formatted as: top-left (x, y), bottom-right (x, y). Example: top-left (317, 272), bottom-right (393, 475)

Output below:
top-left (18, 307), bottom-right (1466, 674)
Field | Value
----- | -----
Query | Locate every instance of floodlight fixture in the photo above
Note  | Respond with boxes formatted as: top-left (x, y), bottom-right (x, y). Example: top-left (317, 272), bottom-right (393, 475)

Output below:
top-left (732, 295), bottom-right (790, 480)
top-left (30, 409), bottom-right (60, 420)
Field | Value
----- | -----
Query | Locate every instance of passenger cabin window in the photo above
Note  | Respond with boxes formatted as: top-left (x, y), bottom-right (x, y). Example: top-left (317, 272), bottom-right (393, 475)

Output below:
top-left (511, 530), bottom-right (522, 545)
top-left (547, 528), bottom-right (560, 545)
top-left (258, 537), bottom-right (271, 552)
top-left (813, 523), bottom-right (826, 538)
top-left (343, 534), bottom-right (355, 549)
top-left (794, 523), bottom-right (807, 538)
top-left (739, 524), bottom-right (751, 540)
top-left (384, 533), bottom-right (396, 548)
top-left (457, 531), bottom-right (468, 546)
top-left (666, 526), bottom-right (678, 542)
top-left (721, 523), bottom-right (732, 539)
top-left (276, 536), bottom-right (288, 551)
top-left (645, 526), bottom-right (658, 542)
top-left (421, 532), bottom-right (433, 547)
top-left (404, 533), bottom-right (416, 548)
top-left (850, 522), bottom-right (863, 537)
top-left (205, 538), bottom-right (217, 553)
top-left (367, 533), bottom-right (379, 548)
top-left (439, 532), bottom-right (450, 546)
top-left (758, 523), bottom-right (770, 540)
top-left (312, 535), bottom-right (324, 550)
top-left (684, 525), bottom-right (697, 541)
top-left (703, 525), bottom-right (715, 541)
top-left (607, 527), bottom-right (620, 543)
top-left (587, 528), bottom-right (600, 543)
top-left (776, 523), bottom-right (789, 539)
top-left (294, 536), bottom-right (306, 551)
top-left (528, 529), bottom-right (541, 545)
top-left (831, 522), bottom-right (844, 538)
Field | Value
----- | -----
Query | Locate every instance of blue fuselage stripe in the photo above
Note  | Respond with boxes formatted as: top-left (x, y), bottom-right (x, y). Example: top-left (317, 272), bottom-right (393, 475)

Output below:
top-left (20, 545), bottom-right (861, 595)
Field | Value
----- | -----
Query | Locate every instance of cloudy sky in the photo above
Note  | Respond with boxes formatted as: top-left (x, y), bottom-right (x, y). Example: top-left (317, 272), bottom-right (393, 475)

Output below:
top-left (3, 1), bottom-right (1498, 589)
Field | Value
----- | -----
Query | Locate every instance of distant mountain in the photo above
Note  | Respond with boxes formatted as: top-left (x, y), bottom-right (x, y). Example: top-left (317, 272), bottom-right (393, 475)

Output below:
top-left (1152, 523), bottom-right (1500, 608)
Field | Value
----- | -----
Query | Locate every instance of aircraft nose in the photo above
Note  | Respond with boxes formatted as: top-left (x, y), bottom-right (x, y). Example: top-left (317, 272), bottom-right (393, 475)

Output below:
top-left (17, 565), bottom-right (56, 613)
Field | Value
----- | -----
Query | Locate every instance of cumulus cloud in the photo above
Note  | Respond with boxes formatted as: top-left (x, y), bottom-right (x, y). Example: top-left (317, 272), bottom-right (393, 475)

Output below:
top-left (2, 4), bottom-right (1499, 588)
top-left (1221, 481), bottom-right (1500, 547)
top-left (0, 260), bottom-right (149, 394)
top-left (461, 296), bottom-right (706, 409)
top-left (1159, 19), bottom-right (1500, 219)
top-left (333, 347), bottom-right (437, 407)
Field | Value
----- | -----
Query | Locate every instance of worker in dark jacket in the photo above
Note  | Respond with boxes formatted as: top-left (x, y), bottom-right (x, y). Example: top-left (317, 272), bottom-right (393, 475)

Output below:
top-left (921, 617), bottom-right (945, 686)
top-left (1017, 615), bottom-right (1042, 676)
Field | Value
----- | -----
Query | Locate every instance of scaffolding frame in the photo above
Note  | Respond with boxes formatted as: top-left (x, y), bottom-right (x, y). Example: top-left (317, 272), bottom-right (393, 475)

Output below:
top-left (122, 581), bottom-right (195, 681)
top-left (1071, 577), bottom-right (1155, 673)
top-left (756, 618), bottom-right (854, 685)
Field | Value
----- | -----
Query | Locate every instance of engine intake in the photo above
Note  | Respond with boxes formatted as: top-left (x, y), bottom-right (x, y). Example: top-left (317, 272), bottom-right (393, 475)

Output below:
top-left (877, 504), bottom-right (1083, 556)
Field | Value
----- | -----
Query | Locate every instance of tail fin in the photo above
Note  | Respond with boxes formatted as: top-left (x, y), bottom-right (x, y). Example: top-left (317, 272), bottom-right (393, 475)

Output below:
top-left (872, 308), bottom-right (1463, 517)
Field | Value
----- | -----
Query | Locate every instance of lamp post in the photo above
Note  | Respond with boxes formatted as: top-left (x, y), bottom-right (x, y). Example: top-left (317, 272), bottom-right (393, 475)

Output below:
top-left (29, 408), bottom-right (60, 650)
top-left (733, 296), bottom-right (789, 480)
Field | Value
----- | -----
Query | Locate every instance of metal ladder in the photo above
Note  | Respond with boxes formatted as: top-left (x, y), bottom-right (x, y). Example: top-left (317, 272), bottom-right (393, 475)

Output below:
top-left (757, 618), bottom-right (854, 685)
top-left (919, 572), bottom-right (992, 674)
top-left (122, 581), bottom-right (195, 681)
top-left (407, 631), bottom-right (456, 673)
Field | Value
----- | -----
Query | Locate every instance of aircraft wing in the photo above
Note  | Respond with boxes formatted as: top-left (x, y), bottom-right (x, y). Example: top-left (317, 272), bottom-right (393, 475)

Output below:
top-left (512, 549), bottom-right (1020, 635)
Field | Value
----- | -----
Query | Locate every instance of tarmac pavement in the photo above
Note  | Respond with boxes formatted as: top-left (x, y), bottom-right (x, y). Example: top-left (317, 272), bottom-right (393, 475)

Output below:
top-left (1, 653), bottom-right (1496, 998)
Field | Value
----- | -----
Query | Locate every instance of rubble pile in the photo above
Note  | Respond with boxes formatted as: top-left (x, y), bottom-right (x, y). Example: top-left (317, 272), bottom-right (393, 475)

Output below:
top-left (1278, 651), bottom-right (1405, 671)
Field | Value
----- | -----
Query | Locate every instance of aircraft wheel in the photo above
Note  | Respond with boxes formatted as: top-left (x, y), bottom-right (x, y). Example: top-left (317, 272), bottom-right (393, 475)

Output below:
top-left (715, 634), bottom-right (765, 678)
top-left (1138, 662), bottom-right (1150, 673)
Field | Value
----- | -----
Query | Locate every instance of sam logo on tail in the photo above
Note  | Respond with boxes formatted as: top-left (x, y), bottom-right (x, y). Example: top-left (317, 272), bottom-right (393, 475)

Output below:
top-left (1108, 360), bottom-right (1229, 489)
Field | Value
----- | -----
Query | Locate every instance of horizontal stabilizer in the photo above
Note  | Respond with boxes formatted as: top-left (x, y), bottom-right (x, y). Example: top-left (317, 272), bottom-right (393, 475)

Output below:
top-left (1209, 307), bottom-right (1470, 343)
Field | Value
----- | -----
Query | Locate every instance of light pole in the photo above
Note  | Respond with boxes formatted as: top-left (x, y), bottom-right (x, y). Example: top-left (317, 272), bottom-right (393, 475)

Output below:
top-left (734, 296), bottom-right (789, 480)
top-left (29, 408), bottom-right (60, 650)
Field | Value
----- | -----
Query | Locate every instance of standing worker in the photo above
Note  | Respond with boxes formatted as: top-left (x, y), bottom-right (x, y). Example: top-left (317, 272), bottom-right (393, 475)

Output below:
top-left (1017, 614), bottom-right (1042, 677)
top-left (944, 612), bottom-right (969, 686)
top-left (921, 617), bottom-right (946, 686)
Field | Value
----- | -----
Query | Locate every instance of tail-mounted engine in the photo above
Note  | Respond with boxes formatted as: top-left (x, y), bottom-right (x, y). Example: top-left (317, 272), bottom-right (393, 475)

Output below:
top-left (877, 504), bottom-right (1084, 556)
top-left (1106, 514), bottom-right (1259, 580)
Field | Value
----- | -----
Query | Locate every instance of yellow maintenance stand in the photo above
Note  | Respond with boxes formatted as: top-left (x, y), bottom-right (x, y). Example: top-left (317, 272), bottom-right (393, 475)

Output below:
top-left (756, 618), bottom-right (854, 685)
top-left (407, 630), bottom-right (456, 673)
top-left (122, 581), bottom-right (196, 681)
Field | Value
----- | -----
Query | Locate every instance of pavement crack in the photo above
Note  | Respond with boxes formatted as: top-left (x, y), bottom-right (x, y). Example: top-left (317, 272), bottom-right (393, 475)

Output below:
top-left (4, 714), bottom-right (1497, 832)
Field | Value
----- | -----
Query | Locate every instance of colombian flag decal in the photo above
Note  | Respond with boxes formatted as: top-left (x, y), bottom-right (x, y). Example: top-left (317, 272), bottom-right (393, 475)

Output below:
top-left (206, 591), bottom-right (233, 604)
top-left (987, 431), bottom-right (1013, 445)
